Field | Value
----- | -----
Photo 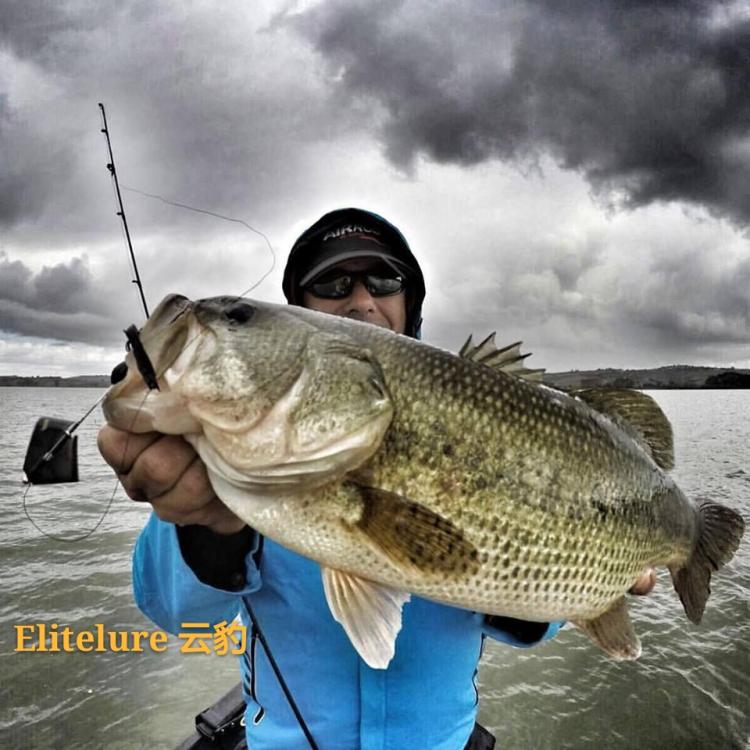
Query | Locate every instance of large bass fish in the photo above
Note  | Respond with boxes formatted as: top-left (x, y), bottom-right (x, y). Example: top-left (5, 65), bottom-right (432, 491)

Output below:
top-left (103, 294), bottom-right (745, 668)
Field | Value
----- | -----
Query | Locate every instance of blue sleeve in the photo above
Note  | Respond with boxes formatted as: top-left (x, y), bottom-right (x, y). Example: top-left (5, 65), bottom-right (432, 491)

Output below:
top-left (482, 616), bottom-right (565, 648)
top-left (132, 513), bottom-right (262, 635)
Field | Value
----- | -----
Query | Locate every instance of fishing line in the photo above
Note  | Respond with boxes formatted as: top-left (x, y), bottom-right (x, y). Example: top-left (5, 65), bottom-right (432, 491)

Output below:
top-left (22, 473), bottom-right (118, 544)
top-left (121, 185), bottom-right (277, 296)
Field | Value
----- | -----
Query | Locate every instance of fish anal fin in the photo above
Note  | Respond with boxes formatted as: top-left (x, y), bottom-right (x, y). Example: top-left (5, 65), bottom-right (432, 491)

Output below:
top-left (353, 485), bottom-right (479, 577)
top-left (574, 388), bottom-right (674, 470)
top-left (573, 597), bottom-right (641, 660)
top-left (321, 566), bottom-right (409, 669)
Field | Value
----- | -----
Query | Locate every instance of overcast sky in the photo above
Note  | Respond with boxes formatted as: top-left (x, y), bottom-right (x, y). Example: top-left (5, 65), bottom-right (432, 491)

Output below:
top-left (2, 0), bottom-right (750, 376)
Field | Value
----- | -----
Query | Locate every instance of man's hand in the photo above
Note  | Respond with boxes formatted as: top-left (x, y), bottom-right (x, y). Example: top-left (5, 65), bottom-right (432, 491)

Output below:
top-left (97, 425), bottom-right (246, 535)
top-left (629, 568), bottom-right (657, 596)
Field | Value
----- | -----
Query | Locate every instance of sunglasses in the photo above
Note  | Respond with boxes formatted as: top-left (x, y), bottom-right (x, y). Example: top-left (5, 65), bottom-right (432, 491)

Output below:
top-left (303, 266), bottom-right (406, 299)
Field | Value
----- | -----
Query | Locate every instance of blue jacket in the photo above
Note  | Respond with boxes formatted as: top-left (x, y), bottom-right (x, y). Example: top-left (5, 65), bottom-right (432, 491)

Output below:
top-left (134, 514), bottom-right (561, 749)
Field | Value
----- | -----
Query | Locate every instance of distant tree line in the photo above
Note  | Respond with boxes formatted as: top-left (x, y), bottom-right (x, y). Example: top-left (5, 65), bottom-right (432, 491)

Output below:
top-left (703, 371), bottom-right (750, 388)
top-left (0, 376), bottom-right (110, 388)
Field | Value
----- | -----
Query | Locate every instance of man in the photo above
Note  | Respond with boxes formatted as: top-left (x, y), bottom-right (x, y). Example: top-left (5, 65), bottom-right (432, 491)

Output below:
top-left (98, 208), bottom-right (654, 749)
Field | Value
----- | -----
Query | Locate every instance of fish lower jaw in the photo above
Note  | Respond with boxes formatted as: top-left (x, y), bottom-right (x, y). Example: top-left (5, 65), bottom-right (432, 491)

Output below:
top-left (103, 386), bottom-right (201, 435)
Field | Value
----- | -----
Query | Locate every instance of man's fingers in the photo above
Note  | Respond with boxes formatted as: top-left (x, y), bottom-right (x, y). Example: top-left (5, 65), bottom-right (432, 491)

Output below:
top-left (98, 425), bottom-right (245, 534)
top-left (97, 425), bottom-right (161, 474)
top-left (148, 459), bottom-right (245, 534)
top-left (144, 456), bottom-right (215, 518)
top-left (119, 435), bottom-right (199, 501)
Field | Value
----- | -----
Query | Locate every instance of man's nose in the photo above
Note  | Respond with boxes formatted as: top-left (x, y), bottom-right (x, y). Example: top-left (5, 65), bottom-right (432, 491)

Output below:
top-left (346, 280), bottom-right (376, 311)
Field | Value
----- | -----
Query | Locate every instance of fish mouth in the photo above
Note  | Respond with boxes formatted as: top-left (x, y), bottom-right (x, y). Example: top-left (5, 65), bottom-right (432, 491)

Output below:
top-left (102, 295), bottom-right (196, 432)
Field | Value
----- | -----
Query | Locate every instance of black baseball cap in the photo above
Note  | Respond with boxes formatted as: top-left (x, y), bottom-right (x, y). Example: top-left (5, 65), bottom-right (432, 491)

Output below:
top-left (282, 207), bottom-right (426, 338)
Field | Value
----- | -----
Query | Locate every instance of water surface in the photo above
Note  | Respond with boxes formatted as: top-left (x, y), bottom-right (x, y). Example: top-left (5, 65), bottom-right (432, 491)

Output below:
top-left (1, 388), bottom-right (748, 748)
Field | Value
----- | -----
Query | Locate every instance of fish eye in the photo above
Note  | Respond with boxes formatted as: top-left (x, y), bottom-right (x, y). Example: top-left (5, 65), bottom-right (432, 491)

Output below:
top-left (224, 302), bottom-right (256, 324)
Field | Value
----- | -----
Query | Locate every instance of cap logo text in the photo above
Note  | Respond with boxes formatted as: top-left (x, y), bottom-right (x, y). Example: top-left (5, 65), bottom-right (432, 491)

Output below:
top-left (322, 225), bottom-right (381, 243)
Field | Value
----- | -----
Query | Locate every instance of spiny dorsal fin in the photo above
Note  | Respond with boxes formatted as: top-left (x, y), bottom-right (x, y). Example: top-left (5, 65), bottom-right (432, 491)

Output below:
top-left (458, 333), bottom-right (545, 382)
top-left (574, 388), bottom-right (674, 470)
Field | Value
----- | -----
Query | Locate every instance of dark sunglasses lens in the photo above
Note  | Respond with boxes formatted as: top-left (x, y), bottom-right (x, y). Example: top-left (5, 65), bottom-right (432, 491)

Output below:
top-left (306, 268), bottom-right (405, 298)
top-left (308, 274), bottom-right (353, 298)
top-left (365, 274), bottom-right (404, 296)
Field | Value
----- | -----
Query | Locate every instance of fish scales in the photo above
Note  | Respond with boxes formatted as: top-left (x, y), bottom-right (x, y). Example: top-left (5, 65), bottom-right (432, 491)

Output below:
top-left (326, 329), bottom-right (677, 619)
top-left (103, 295), bottom-right (745, 666)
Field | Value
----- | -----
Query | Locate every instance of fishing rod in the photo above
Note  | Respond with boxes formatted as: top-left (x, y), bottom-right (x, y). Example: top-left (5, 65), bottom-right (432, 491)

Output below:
top-left (98, 106), bottom-right (317, 750)
top-left (21, 104), bottom-right (318, 749)
top-left (99, 102), bottom-right (150, 319)
top-left (23, 104), bottom-right (153, 485)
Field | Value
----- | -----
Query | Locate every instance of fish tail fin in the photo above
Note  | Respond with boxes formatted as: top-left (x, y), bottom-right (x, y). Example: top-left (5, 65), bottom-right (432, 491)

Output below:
top-left (670, 499), bottom-right (745, 624)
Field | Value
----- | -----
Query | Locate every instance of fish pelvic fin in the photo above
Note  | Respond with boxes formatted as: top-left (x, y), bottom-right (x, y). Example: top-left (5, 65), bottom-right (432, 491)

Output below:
top-left (321, 566), bottom-right (410, 669)
top-left (573, 388), bottom-right (674, 470)
top-left (572, 597), bottom-right (641, 660)
top-left (669, 499), bottom-right (745, 624)
top-left (352, 485), bottom-right (480, 576)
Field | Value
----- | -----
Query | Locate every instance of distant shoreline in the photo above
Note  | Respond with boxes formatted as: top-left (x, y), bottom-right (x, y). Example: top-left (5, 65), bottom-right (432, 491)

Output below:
top-left (3, 365), bottom-right (750, 389)
top-left (0, 376), bottom-right (110, 388)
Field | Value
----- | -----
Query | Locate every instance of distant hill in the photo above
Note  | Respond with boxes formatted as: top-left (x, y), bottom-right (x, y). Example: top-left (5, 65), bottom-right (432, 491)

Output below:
top-left (3, 365), bottom-right (750, 389)
top-left (544, 365), bottom-right (750, 390)
top-left (0, 375), bottom-right (110, 388)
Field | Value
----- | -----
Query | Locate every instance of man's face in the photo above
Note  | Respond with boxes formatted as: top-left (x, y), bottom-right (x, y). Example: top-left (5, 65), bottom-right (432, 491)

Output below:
top-left (302, 258), bottom-right (407, 334)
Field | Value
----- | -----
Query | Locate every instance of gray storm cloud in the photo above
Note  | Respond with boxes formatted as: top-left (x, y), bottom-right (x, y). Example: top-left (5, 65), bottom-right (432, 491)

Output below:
top-left (423, 225), bottom-right (750, 368)
top-left (0, 1), bottom-right (338, 238)
top-left (4, 0), bottom-right (748, 231)
top-left (619, 250), bottom-right (750, 345)
top-left (0, 254), bottom-right (117, 343)
top-left (286, 0), bottom-right (750, 224)
top-left (1, 0), bottom-right (749, 371)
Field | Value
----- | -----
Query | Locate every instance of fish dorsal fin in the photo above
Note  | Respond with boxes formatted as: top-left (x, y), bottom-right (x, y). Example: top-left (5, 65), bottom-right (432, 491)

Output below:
top-left (352, 485), bottom-right (480, 576)
top-left (572, 596), bottom-right (641, 660)
top-left (321, 566), bottom-right (410, 669)
top-left (458, 333), bottom-right (545, 382)
top-left (574, 388), bottom-right (674, 470)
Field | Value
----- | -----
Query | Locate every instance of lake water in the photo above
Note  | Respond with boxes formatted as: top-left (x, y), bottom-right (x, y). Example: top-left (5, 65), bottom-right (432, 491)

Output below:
top-left (1, 388), bottom-right (748, 749)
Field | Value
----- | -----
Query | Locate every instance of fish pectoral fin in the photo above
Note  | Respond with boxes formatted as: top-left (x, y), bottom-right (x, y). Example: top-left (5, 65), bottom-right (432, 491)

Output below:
top-left (352, 485), bottom-right (480, 576)
top-left (321, 566), bottom-right (410, 669)
top-left (572, 597), bottom-right (642, 660)
top-left (573, 388), bottom-right (674, 470)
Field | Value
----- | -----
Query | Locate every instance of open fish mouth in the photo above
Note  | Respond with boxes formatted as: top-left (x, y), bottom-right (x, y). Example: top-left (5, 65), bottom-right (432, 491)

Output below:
top-left (102, 294), bottom-right (198, 433)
